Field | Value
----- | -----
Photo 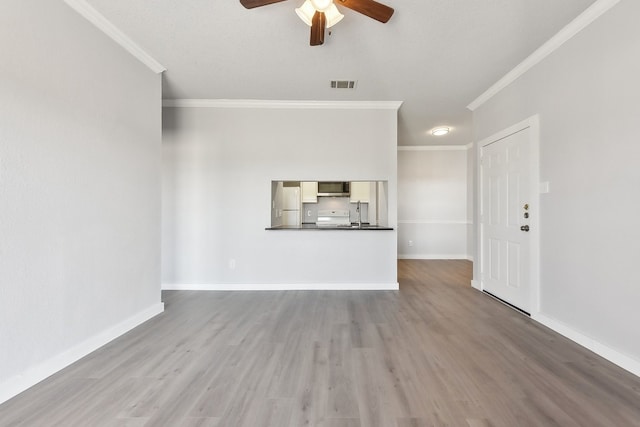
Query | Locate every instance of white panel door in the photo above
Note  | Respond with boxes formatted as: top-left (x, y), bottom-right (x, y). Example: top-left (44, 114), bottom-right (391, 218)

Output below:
top-left (481, 127), bottom-right (532, 312)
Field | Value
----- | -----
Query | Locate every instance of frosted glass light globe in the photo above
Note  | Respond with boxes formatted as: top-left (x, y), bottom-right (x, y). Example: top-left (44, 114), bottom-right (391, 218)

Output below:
top-left (311, 0), bottom-right (333, 11)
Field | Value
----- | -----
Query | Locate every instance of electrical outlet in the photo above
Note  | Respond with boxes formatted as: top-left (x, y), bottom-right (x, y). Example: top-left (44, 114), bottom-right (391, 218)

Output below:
top-left (408, 240), bottom-right (414, 247)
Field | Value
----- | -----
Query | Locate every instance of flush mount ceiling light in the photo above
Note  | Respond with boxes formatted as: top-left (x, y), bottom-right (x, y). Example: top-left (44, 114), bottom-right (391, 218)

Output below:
top-left (240, 0), bottom-right (394, 46)
top-left (432, 127), bottom-right (450, 136)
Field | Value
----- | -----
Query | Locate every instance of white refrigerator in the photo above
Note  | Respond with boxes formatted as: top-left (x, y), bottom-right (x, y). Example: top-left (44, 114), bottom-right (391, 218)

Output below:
top-left (282, 187), bottom-right (301, 226)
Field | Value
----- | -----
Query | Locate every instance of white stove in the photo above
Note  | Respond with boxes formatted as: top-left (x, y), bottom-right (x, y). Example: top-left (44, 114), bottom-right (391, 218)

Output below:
top-left (316, 209), bottom-right (350, 227)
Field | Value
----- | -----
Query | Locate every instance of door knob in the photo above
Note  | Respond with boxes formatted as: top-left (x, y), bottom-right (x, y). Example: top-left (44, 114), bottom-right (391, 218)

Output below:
top-left (520, 225), bottom-right (530, 232)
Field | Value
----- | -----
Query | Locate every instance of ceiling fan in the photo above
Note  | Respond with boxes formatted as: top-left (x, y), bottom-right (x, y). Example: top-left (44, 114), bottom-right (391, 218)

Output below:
top-left (240, 0), bottom-right (394, 46)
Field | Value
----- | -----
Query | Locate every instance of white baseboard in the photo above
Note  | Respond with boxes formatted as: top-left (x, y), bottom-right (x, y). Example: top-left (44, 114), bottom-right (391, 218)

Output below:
top-left (534, 313), bottom-right (640, 378)
top-left (162, 283), bottom-right (399, 291)
top-left (0, 302), bottom-right (164, 405)
top-left (397, 254), bottom-right (471, 260)
top-left (471, 280), bottom-right (482, 291)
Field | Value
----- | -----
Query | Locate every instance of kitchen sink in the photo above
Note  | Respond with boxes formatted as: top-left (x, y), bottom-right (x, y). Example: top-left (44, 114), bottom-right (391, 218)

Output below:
top-left (335, 223), bottom-right (386, 229)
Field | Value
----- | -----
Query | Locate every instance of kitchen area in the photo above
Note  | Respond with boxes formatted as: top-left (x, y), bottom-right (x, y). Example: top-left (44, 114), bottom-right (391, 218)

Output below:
top-left (269, 181), bottom-right (392, 230)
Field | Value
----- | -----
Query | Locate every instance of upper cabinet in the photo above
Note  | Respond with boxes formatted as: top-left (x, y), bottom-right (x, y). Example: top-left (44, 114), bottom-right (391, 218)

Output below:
top-left (301, 181), bottom-right (318, 203)
top-left (350, 182), bottom-right (371, 203)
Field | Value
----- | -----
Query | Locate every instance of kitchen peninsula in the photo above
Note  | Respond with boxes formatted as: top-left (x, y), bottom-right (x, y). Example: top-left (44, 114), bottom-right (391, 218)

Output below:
top-left (267, 224), bottom-right (393, 230)
top-left (268, 181), bottom-right (392, 230)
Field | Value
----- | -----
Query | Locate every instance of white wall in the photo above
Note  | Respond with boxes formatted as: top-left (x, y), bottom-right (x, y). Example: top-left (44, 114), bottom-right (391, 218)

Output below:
top-left (162, 104), bottom-right (399, 289)
top-left (473, 0), bottom-right (640, 370)
top-left (397, 147), bottom-right (470, 259)
top-left (0, 1), bottom-right (162, 403)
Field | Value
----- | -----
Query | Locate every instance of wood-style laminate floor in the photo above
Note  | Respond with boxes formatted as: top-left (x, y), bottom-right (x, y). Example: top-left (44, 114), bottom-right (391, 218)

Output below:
top-left (2, 260), bottom-right (640, 426)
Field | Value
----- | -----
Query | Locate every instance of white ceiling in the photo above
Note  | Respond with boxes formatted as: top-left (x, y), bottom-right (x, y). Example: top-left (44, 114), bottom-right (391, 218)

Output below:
top-left (85, 0), bottom-right (596, 145)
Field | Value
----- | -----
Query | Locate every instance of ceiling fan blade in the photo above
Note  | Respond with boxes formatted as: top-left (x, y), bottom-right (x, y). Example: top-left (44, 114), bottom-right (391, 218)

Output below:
top-left (337, 0), bottom-right (394, 23)
top-left (310, 11), bottom-right (326, 46)
top-left (239, 0), bottom-right (287, 9)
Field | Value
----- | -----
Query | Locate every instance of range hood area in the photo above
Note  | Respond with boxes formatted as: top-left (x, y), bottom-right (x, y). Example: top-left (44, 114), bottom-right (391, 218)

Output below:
top-left (317, 181), bottom-right (350, 197)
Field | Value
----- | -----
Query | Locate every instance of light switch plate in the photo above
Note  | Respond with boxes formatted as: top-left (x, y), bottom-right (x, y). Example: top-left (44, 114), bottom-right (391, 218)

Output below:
top-left (539, 182), bottom-right (550, 193)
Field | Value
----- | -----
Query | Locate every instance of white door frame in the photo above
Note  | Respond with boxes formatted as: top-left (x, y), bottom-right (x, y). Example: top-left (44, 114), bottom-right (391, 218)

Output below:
top-left (475, 115), bottom-right (541, 316)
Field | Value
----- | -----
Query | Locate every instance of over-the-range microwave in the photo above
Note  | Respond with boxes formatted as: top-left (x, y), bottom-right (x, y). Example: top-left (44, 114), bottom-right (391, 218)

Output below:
top-left (317, 181), bottom-right (350, 197)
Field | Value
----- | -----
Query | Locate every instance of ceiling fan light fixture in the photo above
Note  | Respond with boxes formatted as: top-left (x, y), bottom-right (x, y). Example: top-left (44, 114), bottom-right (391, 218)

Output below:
top-left (295, 0), bottom-right (316, 26)
top-left (432, 127), bottom-right (450, 136)
top-left (324, 4), bottom-right (344, 28)
top-left (296, 0), bottom-right (341, 28)
top-left (310, 0), bottom-right (333, 11)
top-left (248, 0), bottom-right (393, 46)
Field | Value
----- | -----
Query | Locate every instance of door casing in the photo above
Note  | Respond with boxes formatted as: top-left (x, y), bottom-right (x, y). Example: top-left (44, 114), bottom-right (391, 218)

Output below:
top-left (475, 115), bottom-right (541, 316)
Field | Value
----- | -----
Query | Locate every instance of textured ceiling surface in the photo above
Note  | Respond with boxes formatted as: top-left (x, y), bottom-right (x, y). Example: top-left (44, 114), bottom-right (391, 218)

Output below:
top-left (86, 0), bottom-right (596, 145)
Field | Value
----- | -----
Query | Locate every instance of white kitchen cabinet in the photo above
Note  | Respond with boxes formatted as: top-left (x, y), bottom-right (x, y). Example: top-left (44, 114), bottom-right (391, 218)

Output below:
top-left (301, 181), bottom-right (318, 203)
top-left (350, 181), bottom-right (370, 203)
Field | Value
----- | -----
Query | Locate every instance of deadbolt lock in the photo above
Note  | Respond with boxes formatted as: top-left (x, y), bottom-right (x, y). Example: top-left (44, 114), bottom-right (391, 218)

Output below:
top-left (523, 204), bottom-right (529, 210)
top-left (524, 212), bottom-right (529, 219)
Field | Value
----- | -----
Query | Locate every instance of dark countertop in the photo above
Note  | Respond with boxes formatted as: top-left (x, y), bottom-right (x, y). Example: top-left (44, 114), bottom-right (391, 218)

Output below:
top-left (266, 223), bottom-right (394, 231)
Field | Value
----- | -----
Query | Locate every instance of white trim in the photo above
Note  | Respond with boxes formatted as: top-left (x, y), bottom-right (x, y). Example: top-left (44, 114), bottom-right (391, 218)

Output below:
top-left (467, 0), bottom-right (620, 111)
top-left (397, 254), bottom-right (471, 260)
top-left (397, 145), bottom-right (469, 151)
top-left (476, 115), bottom-right (539, 147)
top-left (63, 0), bottom-right (166, 73)
top-left (162, 283), bottom-right (399, 291)
top-left (477, 115), bottom-right (541, 316)
top-left (398, 220), bottom-right (471, 225)
top-left (471, 280), bottom-right (482, 291)
top-left (0, 303), bottom-right (164, 405)
top-left (465, 142), bottom-right (474, 150)
top-left (534, 314), bottom-right (640, 378)
top-left (162, 99), bottom-right (403, 110)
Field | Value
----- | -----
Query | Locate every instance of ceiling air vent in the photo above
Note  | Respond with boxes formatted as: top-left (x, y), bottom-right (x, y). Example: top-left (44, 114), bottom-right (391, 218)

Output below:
top-left (330, 80), bottom-right (357, 89)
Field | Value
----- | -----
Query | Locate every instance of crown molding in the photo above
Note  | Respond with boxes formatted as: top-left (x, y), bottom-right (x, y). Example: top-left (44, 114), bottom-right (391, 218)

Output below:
top-left (162, 99), bottom-right (403, 110)
top-left (467, 0), bottom-right (620, 111)
top-left (398, 145), bottom-right (470, 151)
top-left (64, 0), bottom-right (166, 74)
